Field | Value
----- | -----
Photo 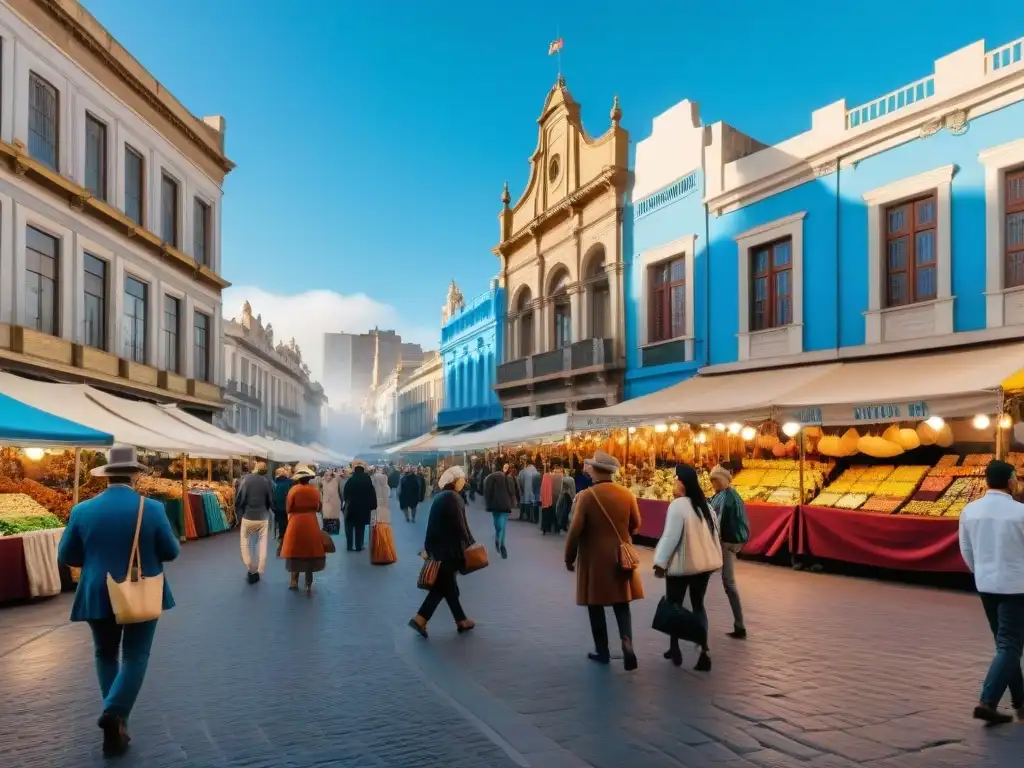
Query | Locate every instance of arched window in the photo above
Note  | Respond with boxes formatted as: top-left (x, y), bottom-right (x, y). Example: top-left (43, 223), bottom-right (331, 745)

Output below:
top-left (549, 270), bottom-right (572, 349)
top-left (584, 245), bottom-right (610, 339)
top-left (515, 288), bottom-right (534, 358)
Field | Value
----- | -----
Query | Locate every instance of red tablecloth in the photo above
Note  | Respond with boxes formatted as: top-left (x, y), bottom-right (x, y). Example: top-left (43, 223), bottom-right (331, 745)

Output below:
top-left (0, 536), bottom-right (31, 603)
top-left (635, 499), bottom-right (795, 557)
top-left (796, 505), bottom-right (969, 573)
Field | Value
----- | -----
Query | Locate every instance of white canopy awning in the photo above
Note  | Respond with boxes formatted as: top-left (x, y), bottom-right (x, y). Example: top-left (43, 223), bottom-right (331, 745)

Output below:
top-left (310, 443), bottom-right (353, 465)
top-left (775, 343), bottom-right (1024, 426)
top-left (158, 406), bottom-right (271, 458)
top-left (430, 414), bottom-right (570, 451)
top-left (242, 435), bottom-right (329, 464)
top-left (383, 433), bottom-right (436, 455)
top-left (83, 388), bottom-right (240, 459)
top-left (568, 365), bottom-right (842, 430)
top-left (0, 372), bottom-right (213, 456)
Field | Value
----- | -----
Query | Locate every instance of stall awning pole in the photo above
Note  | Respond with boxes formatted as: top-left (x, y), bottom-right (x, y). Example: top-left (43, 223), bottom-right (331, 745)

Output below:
top-left (798, 428), bottom-right (806, 504)
top-left (73, 448), bottom-right (81, 505)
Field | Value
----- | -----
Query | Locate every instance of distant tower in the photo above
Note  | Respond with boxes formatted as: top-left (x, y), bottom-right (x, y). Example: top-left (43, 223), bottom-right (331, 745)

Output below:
top-left (370, 328), bottom-right (381, 390)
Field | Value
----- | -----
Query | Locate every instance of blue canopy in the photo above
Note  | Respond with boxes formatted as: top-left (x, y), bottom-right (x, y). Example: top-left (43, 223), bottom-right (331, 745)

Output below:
top-left (0, 391), bottom-right (113, 447)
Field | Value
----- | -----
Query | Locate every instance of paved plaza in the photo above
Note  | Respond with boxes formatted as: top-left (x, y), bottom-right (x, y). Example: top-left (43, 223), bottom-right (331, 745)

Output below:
top-left (2, 498), bottom-right (1023, 767)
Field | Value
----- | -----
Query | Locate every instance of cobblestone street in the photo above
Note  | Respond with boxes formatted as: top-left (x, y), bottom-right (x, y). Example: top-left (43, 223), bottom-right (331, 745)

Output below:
top-left (2, 497), bottom-right (1023, 767)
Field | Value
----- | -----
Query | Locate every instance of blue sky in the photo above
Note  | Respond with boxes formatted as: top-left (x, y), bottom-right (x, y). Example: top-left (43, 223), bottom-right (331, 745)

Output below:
top-left (82, 0), bottom-right (1020, 381)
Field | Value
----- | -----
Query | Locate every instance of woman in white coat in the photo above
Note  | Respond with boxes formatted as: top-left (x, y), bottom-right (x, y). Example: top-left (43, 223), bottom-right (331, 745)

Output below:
top-left (653, 464), bottom-right (722, 672)
top-left (371, 468), bottom-right (391, 523)
top-left (321, 470), bottom-right (342, 535)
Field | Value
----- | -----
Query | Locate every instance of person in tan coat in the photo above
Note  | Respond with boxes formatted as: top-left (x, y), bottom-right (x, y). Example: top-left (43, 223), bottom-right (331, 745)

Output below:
top-left (565, 451), bottom-right (644, 670)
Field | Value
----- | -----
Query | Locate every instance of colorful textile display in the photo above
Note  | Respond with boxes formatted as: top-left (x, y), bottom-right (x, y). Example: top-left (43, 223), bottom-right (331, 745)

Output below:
top-left (370, 522), bottom-right (397, 565)
top-left (21, 528), bottom-right (62, 597)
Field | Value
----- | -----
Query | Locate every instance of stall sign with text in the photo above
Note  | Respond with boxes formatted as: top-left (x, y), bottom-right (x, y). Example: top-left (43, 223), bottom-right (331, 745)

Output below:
top-left (851, 401), bottom-right (929, 422)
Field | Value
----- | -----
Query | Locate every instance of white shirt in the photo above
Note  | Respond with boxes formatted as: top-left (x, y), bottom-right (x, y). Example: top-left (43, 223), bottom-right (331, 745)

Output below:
top-left (653, 497), bottom-right (693, 576)
top-left (959, 490), bottom-right (1024, 594)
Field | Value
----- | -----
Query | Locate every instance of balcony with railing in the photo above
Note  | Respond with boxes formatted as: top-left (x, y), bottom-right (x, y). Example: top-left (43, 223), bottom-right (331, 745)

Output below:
top-left (225, 378), bottom-right (260, 404)
top-left (496, 338), bottom-right (617, 388)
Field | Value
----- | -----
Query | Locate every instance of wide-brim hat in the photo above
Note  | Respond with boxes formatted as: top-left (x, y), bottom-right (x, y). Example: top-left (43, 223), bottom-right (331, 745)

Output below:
top-left (91, 444), bottom-right (149, 477)
top-left (584, 450), bottom-right (620, 474)
top-left (292, 465), bottom-right (316, 480)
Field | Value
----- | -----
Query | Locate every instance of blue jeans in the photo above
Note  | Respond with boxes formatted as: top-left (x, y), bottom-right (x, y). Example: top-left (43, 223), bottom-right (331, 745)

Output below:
top-left (88, 618), bottom-right (159, 719)
top-left (491, 512), bottom-right (509, 548)
top-left (979, 593), bottom-right (1024, 708)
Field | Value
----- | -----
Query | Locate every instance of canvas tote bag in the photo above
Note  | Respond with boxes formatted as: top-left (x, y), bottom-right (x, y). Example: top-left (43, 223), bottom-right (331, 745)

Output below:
top-left (106, 496), bottom-right (164, 624)
top-left (681, 505), bottom-right (723, 576)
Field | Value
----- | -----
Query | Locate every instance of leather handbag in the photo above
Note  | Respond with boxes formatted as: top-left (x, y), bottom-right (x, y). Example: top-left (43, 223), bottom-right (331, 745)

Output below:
top-left (319, 530), bottom-right (337, 554)
top-left (460, 543), bottom-right (489, 574)
top-left (681, 506), bottom-right (723, 575)
top-left (106, 496), bottom-right (164, 625)
top-left (417, 557), bottom-right (441, 590)
top-left (590, 490), bottom-right (641, 573)
top-left (652, 597), bottom-right (708, 646)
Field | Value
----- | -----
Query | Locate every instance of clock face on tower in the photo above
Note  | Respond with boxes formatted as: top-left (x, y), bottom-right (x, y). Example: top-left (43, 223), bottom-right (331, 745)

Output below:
top-left (548, 154), bottom-right (561, 184)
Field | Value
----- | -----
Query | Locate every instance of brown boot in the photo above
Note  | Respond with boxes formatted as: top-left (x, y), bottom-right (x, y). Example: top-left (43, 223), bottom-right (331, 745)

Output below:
top-left (408, 615), bottom-right (428, 638)
top-left (456, 619), bottom-right (475, 634)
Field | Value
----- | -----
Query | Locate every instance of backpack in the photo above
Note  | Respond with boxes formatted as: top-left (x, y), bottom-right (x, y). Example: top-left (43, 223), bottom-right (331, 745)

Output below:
top-left (718, 487), bottom-right (749, 545)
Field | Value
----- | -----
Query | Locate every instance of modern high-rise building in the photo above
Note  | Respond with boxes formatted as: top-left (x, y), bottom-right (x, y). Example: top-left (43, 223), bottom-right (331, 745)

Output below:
top-left (323, 329), bottom-right (422, 408)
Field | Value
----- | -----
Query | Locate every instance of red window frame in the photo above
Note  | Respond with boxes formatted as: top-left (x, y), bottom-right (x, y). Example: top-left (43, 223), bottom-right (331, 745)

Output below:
top-left (647, 257), bottom-right (685, 342)
top-left (1006, 169), bottom-right (1024, 289)
top-left (884, 194), bottom-right (937, 307)
top-left (750, 238), bottom-right (792, 331)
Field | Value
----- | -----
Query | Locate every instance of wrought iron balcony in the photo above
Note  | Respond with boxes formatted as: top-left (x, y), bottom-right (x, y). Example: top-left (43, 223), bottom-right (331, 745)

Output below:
top-left (496, 338), bottom-right (617, 389)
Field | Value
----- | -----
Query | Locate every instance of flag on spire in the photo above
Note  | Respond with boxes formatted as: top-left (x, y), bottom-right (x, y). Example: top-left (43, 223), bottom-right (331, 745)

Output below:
top-left (548, 38), bottom-right (564, 56)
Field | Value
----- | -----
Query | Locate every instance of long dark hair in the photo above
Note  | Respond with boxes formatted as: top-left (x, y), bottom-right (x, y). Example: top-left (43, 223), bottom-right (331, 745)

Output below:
top-left (675, 464), bottom-right (714, 528)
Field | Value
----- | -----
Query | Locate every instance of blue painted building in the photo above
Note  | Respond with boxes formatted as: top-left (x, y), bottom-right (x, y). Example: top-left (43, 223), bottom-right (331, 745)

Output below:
top-left (436, 278), bottom-right (505, 430)
top-left (624, 35), bottom-right (1024, 397)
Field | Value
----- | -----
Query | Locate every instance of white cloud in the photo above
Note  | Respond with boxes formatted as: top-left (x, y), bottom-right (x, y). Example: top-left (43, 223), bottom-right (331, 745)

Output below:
top-left (222, 286), bottom-right (439, 389)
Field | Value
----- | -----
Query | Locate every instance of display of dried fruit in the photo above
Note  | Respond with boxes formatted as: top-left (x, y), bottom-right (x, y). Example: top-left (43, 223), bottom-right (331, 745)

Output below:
top-left (935, 454), bottom-right (961, 468)
top-left (901, 499), bottom-right (949, 516)
top-left (766, 487), bottom-right (800, 505)
top-left (731, 470), bottom-right (765, 487)
top-left (919, 476), bottom-right (953, 493)
top-left (890, 466), bottom-right (929, 482)
top-left (0, 493), bottom-right (50, 518)
top-left (963, 453), bottom-right (995, 467)
top-left (835, 493), bottom-right (868, 510)
top-left (861, 496), bottom-right (903, 514)
top-left (810, 491), bottom-right (842, 507)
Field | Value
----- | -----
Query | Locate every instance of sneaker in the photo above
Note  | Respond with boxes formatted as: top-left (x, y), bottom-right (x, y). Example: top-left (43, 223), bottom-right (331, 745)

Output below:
top-left (974, 705), bottom-right (1013, 725)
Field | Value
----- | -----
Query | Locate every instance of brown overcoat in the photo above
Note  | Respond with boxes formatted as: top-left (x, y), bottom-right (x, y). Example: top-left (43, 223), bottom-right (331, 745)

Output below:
top-left (564, 482), bottom-right (645, 606)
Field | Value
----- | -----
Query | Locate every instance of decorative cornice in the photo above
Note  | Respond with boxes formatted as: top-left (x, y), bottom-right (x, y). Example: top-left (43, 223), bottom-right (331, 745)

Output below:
top-left (920, 108), bottom-right (970, 138)
top-left (0, 138), bottom-right (229, 291)
top-left (36, 0), bottom-right (235, 175)
top-left (813, 160), bottom-right (838, 178)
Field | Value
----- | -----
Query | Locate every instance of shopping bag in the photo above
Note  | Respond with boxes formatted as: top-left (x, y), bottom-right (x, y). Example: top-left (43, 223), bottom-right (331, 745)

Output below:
top-left (319, 530), bottom-right (337, 554)
top-left (651, 597), bottom-right (707, 647)
top-left (417, 558), bottom-right (441, 590)
top-left (106, 497), bottom-right (164, 624)
top-left (460, 543), bottom-right (489, 574)
top-left (681, 508), bottom-right (722, 575)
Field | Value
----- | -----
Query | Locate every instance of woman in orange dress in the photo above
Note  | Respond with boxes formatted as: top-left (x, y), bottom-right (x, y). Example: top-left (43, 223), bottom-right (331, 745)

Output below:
top-left (280, 466), bottom-right (326, 592)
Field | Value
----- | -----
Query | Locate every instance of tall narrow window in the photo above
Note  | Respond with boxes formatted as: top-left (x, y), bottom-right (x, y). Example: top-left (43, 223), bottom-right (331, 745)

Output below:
top-left (194, 311), bottom-right (210, 382)
top-left (161, 173), bottom-right (179, 246)
top-left (83, 253), bottom-right (107, 350)
top-left (885, 194), bottom-right (937, 306)
top-left (750, 238), bottom-right (793, 331)
top-left (193, 197), bottom-right (210, 265)
top-left (1006, 169), bottom-right (1024, 289)
top-left (551, 272), bottom-right (572, 349)
top-left (648, 257), bottom-right (686, 342)
top-left (25, 226), bottom-right (58, 335)
top-left (122, 276), bottom-right (147, 363)
top-left (124, 145), bottom-right (144, 225)
top-left (84, 113), bottom-right (107, 200)
top-left (163, 295), bottom-right (180, 373)
top-left (28, 72), bottom-right (58, 170)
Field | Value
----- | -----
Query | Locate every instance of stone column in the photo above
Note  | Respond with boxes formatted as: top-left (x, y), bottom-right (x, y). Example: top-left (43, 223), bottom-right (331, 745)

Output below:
top-left (570, 286), bottom-right (584, 343)
top-left (606, 262), bottom-right (624, 362)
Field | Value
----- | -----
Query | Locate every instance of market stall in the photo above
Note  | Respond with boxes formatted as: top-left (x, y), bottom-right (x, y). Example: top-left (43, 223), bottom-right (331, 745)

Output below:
top-left (0, 391), bottom-right (112, 604)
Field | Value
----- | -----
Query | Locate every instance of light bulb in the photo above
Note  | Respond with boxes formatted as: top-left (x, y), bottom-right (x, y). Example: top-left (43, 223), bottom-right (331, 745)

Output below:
top-left (628, 427), bottom-right (637, 434)
top-left (714, 423), bottom-right (726, 432)
top-left (1000, 414), bottom-right (1013, 429)
top-left (925, 416), bottom-right (945, 431)
top-left (740, 426), bottom-right (757, 441)
top-left (669, 423), bottom-right (679, 433)
top-left (23, 447), bottom-right (45, 461)
top-left (972, 414), bottom-right (991, 430)
top-left (695, 432), bottom-right (708, 444)
top-left (781, 422), bottom-right (801, 438)
top-left (654, 424), bottom-right (668, 434)
top-left (727, 422), bottom-right (742, 435)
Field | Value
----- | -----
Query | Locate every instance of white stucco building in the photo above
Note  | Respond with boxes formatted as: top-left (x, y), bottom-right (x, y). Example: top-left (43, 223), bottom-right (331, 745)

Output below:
top-left (0, 0), bottom-right (233, 417)
top-left (396, 351), bottom-right (443, 440)
top-left (219, 301), bottom-right (328, 443)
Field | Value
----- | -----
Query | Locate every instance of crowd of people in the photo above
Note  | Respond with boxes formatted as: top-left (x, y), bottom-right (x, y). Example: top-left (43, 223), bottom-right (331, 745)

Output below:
top-left (50, 440), bottom-right (1024, 756)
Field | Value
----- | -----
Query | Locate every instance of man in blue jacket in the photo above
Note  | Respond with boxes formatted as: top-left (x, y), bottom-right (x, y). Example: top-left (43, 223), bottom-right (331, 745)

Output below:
top-left (58, 444), bottom-right (180, 756)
